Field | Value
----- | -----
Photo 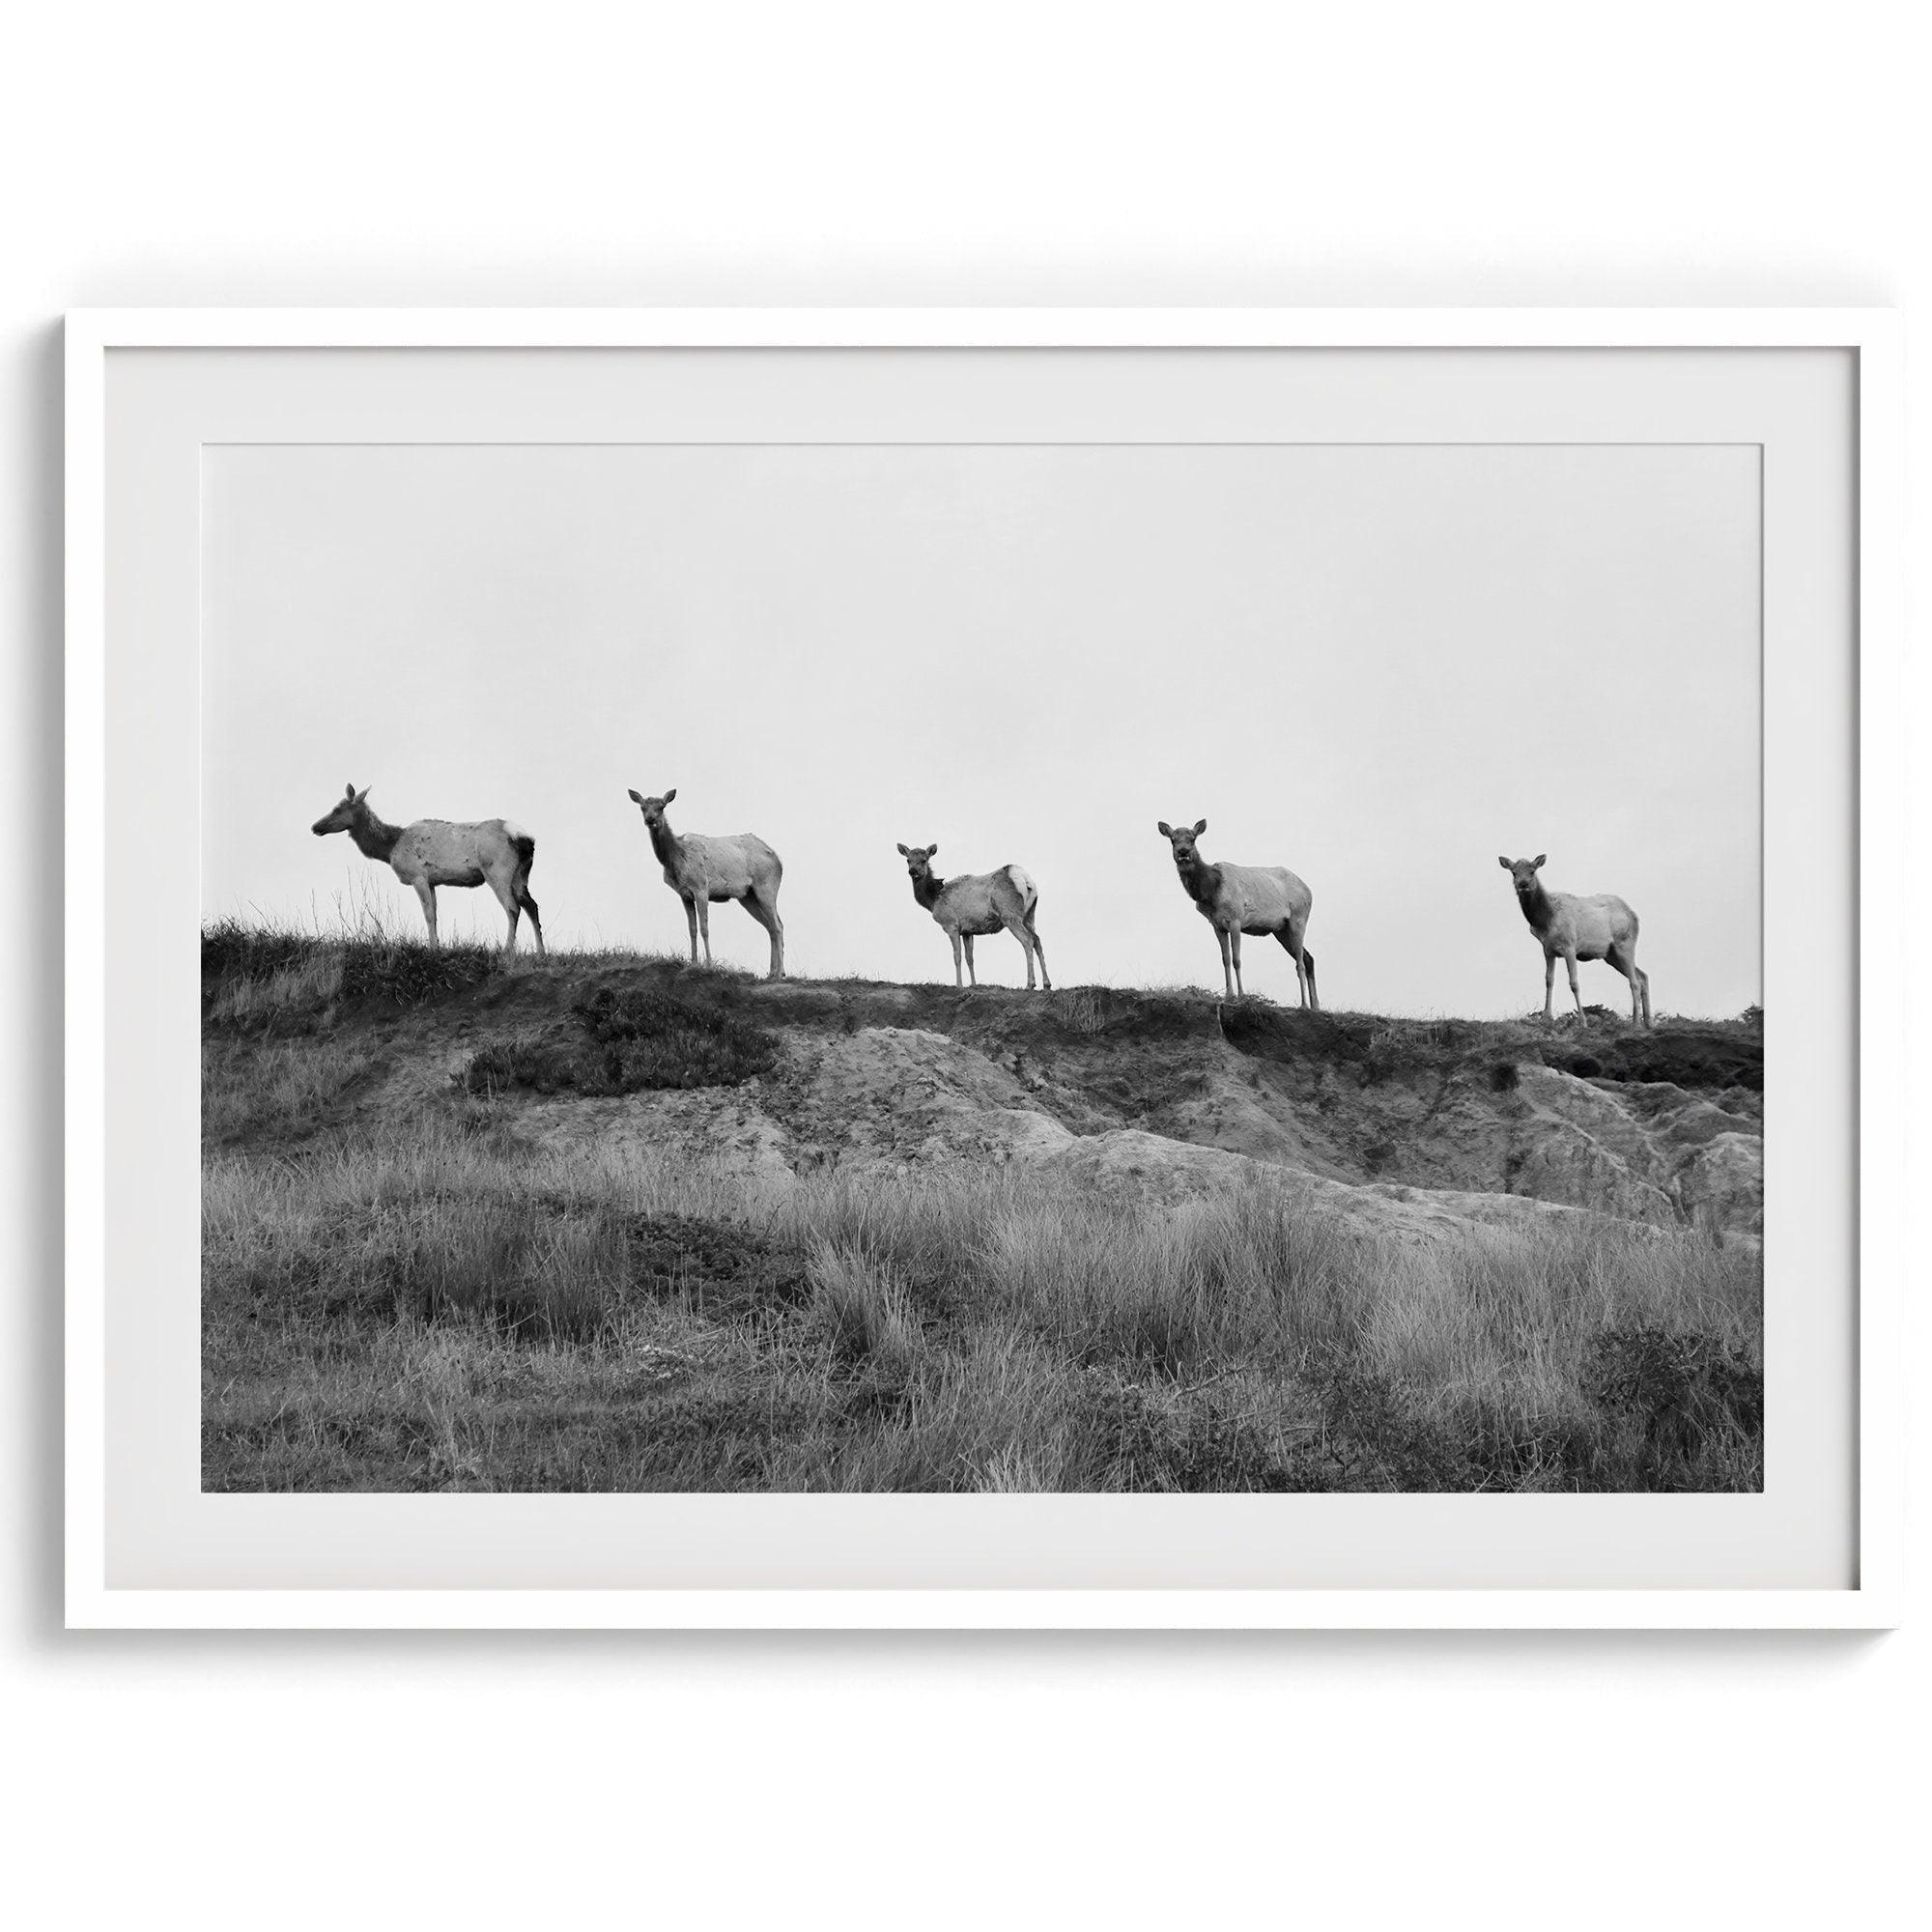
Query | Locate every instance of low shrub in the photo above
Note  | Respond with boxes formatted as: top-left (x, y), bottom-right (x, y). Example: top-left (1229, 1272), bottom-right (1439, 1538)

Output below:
top-left (1078, 1378), bottom-right (1327, 1492)
top-left (627, 1212), bottom-right (811, 1321)
top-left (462, 985), bottom-right (779, 1096)
top-left (202, 921), bottom-right (314, 982)
top-left (1582, 1322), bottom-right (1763, 1484)
top-left (338, 940), bottom-right (498, 1007)
top-left (203, 922), bottom-right (499, 1013)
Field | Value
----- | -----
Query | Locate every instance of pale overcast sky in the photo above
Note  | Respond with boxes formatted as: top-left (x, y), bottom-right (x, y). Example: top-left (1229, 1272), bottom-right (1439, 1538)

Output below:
top-left (202, 442), bottom-right (1760, 1016)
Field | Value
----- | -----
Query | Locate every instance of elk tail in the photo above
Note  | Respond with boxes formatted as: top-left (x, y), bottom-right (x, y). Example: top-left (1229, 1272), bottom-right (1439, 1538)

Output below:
top-left (510, 832), bottom-right (536, 871)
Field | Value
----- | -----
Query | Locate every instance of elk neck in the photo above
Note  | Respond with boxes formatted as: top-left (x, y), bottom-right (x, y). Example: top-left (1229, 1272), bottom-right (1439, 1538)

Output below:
top-left (910, 868), bottom-right (945, 911)
top-left (350, 803), bottom-right (401, 862)
top-left (1515, 877), bottom-right (1555, 933)
top-left (1174, 849), bottom-right (1219, 906)
top-left (646, 817), bottom-right (683, 870)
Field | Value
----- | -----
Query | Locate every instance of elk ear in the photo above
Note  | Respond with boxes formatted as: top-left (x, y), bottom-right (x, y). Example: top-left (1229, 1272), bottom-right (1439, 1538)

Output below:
top-left (895, 842), bottom-right (909, 856)
top-left (627, 789), bottom-right (643, 805)
top-left (1497, 856), bottom-right (1511, 869)
top-left (353, 785), bottom-right (370, 804)
top-left (1192, 818), bottom-right (1208, 837)
top-left (1532, 853), bottom-right (1547, 869)
top-left (927, 843), bottom-right (938, 857)
top-left (1157, 821), bottom-right (1173, 838)
top-left (663, 787), bottom-right (677, 804)
top-left (344, 781), bottom-right (356, 799)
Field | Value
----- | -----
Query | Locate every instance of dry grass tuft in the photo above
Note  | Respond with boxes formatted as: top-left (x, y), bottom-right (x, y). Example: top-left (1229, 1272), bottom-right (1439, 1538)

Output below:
top-left (807, 1240), bottom-right (926, 1373)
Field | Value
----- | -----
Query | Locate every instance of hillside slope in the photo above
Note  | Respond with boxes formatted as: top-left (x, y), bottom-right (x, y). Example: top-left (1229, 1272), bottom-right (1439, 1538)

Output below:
top-left (203, 938), bottom-right (1762, 1243)
top-left (201, 933), bottom-right (1763, 1494)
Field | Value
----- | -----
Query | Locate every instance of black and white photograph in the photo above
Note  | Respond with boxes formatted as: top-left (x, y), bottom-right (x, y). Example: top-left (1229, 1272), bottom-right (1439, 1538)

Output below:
top-left (200, 438), bottom-right (1764, 1494)
top-left (16, 5), bottom-right (1928, 1927)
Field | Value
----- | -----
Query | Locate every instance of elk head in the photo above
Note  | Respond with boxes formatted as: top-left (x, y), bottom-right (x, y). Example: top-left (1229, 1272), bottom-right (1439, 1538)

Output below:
top-left (1497, 853), bottom-right (1548, 895)
top-left (895, 840), bottom-right (939, 885)
top-left (1156, 818), bottom-right (1209, 868)
top-left (627, 786), bottom-right (678, 834)
top-left (312, 782), bottom-right (370, 837)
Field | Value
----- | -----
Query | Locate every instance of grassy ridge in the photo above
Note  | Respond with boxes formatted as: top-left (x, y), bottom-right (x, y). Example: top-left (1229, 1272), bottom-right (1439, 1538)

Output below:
top-left (203, 920), bottom-right (1763, 1070)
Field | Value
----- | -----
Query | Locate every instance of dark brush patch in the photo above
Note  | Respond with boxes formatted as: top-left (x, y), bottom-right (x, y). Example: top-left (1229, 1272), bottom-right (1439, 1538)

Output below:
top-left (1583, 1324), bottom-right (1764, 1490)
top-left (463, 985), bottom-right (779, 1096)
top-left (625, 1212), bottom-right (811, 1322)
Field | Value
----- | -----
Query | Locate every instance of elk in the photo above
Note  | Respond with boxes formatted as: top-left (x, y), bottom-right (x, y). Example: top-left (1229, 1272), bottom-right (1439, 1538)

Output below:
top-left (310, 782), bottom-right (545, 954)
top-left (1498, 853), bottom-right (1650, 1025)
top-left (1157, 818), bottom-right (1318, 1007)
top-left (628, 787), bottom-right (785, 979)
top-left (895, 843), bottom-right (1051, 990)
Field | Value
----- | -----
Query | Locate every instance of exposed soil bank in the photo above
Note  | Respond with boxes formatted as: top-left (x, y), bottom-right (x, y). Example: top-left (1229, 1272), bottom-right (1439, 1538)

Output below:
top-left (204, 938), bottom-right (1763, 1242)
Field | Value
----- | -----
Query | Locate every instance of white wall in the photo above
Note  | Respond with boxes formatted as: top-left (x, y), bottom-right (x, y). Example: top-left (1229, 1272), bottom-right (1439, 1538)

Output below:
top-left (5, 5), bottom-right (1922, 1926)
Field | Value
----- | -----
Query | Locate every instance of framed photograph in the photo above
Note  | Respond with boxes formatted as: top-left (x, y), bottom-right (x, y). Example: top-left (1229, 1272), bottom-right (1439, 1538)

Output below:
top-left (66, 309), bottom-right (1901, 1629)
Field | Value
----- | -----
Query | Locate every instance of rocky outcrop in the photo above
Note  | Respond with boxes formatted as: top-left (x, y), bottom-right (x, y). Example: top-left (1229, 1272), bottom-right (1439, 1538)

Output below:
top-left (507, 1010), bottom-right (1762, 1247)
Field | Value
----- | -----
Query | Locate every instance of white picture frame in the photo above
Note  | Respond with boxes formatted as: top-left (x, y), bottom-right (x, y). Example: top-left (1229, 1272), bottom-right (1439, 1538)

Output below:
top-left (66, 308), bottom-right (1903, 1630)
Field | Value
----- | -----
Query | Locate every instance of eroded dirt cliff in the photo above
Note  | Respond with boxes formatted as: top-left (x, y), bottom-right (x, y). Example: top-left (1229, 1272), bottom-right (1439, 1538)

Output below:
top-left (204, 943), bottom-right (1762, 1246)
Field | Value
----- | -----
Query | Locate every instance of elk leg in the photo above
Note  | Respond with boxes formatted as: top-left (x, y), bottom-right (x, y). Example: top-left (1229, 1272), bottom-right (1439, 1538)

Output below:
top-left (1543, 951), bottom-right (1556, 1021)
top-left (1028, 920), bottom-right (1051, 991)
top-left (414, 880), bottom-right (439, 948)
top-left (1276, 924), bottom-right (1309, 1008)
top-left (489, 872), bottom-right (521, 955)
top-left (1565, 952), bottom-right (1584, 1022)
top-left (1609, 941), bottom-right (1650, 1027)
top-left (763, 893), bottom-right (785, 979)
top-left (696, 895), bottom-right (713, 967)
top-left (950, 930), bottom-right (964, 988)
top-left (682, 895), bottom-right (699, 963)
top-left (1607, 943), bottom-right (1634, 1021)
top-left (743, 889), bottom-right (784, 980)
top-left (1230, 927), bottom-right (1245, 999)
top-left (519, 884), bottom-right (546, 959)
top-left (963, 934), bottom-right (977, 986)
top-left (1004, 917), bottom-right (1037, 990)
top-left (1216, 926), bottom-right (1234, 1000)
